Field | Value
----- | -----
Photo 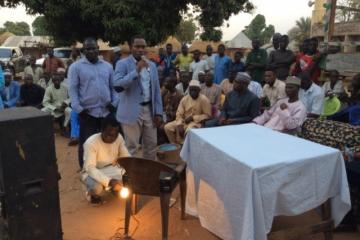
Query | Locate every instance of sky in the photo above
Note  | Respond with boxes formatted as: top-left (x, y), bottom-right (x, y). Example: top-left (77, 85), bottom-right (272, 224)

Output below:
top-left (0, 0), bottom-right (312, 41)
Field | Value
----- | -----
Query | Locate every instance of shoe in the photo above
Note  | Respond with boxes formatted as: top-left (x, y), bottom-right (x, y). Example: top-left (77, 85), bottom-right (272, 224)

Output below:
top-left (68, 138), bottom-right (79, 146)
top-left (85, 191), bottom-right (102, 205)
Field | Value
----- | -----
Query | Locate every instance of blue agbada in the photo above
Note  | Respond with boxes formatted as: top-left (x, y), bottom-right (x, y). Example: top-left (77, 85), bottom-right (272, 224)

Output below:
top-left (214, 55), bottom-right (231, 84)
top-left (329, 104), bottom-right (360, 126)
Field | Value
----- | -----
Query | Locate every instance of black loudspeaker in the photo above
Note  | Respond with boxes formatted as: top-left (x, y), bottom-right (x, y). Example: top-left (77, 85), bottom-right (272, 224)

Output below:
top-left (0, 107), bottom-right (62, 240)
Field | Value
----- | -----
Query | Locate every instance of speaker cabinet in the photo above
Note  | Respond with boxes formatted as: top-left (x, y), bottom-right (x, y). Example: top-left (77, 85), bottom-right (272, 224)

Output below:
top-left (0, 107), bottom-right (62, 240)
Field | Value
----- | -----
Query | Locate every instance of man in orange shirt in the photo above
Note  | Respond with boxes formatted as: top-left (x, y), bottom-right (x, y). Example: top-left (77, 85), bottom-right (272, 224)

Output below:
top-left (42, 48), bottom-right (65, 76)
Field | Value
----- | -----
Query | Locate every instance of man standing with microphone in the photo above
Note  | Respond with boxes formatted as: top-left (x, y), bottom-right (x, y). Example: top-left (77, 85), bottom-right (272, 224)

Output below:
top-left (114, 36), bottom-right (163, 160)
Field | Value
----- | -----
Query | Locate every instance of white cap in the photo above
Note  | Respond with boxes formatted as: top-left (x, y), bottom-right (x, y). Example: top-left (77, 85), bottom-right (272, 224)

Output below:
top-left (189, 80), bottom-right (201, 88)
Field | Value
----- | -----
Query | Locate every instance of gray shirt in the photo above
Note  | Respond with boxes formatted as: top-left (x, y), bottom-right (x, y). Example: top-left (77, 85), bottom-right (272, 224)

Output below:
top-left (268, 50), bottom-right (295, 80)
top-left (221, 89), bottom-right (260, 124)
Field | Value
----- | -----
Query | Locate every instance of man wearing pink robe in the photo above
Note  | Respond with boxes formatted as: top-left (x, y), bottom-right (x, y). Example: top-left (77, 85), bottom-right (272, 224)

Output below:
top-left (253, 76), bottom-right (307, 132)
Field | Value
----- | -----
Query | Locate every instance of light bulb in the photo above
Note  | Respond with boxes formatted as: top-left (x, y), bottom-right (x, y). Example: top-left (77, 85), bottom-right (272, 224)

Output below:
top-left (120, 187), bottom-right (129, 199)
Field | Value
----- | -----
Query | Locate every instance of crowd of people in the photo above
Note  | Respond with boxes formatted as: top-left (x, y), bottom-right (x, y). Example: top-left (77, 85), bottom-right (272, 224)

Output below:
top-left (0, 33), bottom-right (359, 230)
top-left (0, 47), bottom-right (79, 145)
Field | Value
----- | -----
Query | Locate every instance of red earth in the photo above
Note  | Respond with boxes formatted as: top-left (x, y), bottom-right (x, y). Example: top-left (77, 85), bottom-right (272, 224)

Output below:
top-left (55, 134), bottom-right (360, 240)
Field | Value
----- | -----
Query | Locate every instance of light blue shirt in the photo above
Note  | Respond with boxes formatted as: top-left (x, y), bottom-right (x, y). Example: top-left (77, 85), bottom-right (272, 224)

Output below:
top-left (299, 83), bottom-right (325, 115)
top-left (69, 57), bottom-right (118, 118)
top-left (131, 56), bottom-right (151, 102)
top-left (214, 55), bottom-right (231, 84)
top-left (248, 80), bottom-right (263, 98)
top-left (1, 81), bottom-right (20, 108)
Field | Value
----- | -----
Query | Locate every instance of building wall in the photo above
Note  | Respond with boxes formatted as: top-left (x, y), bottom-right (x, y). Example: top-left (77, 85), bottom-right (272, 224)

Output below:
top-left (312, 21), bottom-right (360, 37)
top-left (312, 0), bottom-right (326, 25)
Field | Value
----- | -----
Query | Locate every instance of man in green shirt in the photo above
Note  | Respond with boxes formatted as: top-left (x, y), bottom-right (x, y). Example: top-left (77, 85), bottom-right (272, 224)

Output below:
top-left (246, 39), bottom-right (268, 85)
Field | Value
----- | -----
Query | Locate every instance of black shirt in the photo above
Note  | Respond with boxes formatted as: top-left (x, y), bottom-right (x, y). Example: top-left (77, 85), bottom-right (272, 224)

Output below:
top-left (20, 84), bottom-right (45, 107)
top-left (268, 49), bottom-right (295, 80)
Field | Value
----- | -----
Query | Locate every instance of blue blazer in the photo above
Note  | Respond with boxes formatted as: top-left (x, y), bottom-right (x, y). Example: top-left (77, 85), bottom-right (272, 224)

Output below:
top-left (114, 56), bottom-right (163, 124)
top-left (1, 81), bottom-right (20, 108)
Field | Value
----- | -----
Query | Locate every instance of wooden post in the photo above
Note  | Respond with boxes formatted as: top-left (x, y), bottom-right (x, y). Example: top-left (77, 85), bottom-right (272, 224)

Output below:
top-left (327, 0), bottom-right (338, 42)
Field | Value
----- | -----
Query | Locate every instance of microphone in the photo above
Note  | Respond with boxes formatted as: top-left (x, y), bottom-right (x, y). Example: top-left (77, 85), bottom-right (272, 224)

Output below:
top-left (141, 55), bottom-right (150, 72)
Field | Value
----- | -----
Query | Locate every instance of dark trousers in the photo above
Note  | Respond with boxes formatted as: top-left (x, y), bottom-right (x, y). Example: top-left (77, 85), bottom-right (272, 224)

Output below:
top-left (343, 161), bottom-right (360, 225)
top-left (78, 113), bottom-right (104, 168)
top-left (55, 115), bottom-right (65, 131)
top-left (157, 124), bottom-right (169, 145)
top-left (346, 161), bottom-right (360, 185)
top-left (204, 118), bottom-right (220, 128)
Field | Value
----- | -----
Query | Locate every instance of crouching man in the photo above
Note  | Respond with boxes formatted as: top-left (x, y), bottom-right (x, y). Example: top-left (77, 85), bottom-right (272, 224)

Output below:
top-left (82, 115), bottom-right (130, 204)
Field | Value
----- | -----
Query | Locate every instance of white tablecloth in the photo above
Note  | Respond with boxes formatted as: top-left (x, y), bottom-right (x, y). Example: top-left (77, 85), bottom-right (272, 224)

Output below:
top-left (180, 124), bottom-right (351, 240)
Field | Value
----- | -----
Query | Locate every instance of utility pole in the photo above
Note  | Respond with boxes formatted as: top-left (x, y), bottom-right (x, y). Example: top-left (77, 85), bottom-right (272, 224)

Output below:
top-left (327, 0), bottom-right (337, 42)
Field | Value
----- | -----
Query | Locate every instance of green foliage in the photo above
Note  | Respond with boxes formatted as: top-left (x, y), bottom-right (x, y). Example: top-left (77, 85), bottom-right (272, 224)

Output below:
top-left (0, 21), bottom-right (31, 35)
top-left (200, 28), bottom-right (223, 42)
top-left (337, 0), bottom-right (360, 22)
top-left (32, 16), bottom-right (49, 36)
top-left (0, 0), bottom-right (254, 45)
top-left (174, 19), bottom-right (197, 44)
top-left (242, 14), bottom-right (275, 45)
top-left (287, 17), bottom-right (311, 44)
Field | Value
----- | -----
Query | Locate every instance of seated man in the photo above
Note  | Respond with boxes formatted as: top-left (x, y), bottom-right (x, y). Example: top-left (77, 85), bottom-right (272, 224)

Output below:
top-left (198, 71), bottom-right (206, 84)
top-left (158, 76), bottom-right (184, 144)
top-left (261, 68), bottom-right (286, 108)
top-left (1, 70), bottom-right (20, 108)
top-left (322, 70), bottom-right (345, 98)
top-left (176, 70), bottom-right (190, 95)
top-left (165, 80), bottom-right (211, 144)
top-left (41, 73), bottom-right (71, 135)
top-left (299, 72), bottom-right (325, 118)
top-left (200, 73), bottom-right (221, 117)
top-left (38, 72), bottom-right (53, 89)
top-left (220, 69), bottom-right (237, 95)
top-left (19, 74), bottom-right (45, 108)
top-left (59, 67), bottom-right (79, 145)
top-left (253, 76), bottom-right (307, 132)
top-left (205, 72), bottom-right (260, 127)
top-left (82, 116), bottom-right (130, 204)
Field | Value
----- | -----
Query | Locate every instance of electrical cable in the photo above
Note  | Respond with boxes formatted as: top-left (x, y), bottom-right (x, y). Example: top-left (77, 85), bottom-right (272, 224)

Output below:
top-left (109, 213), bottom-right (140, 240)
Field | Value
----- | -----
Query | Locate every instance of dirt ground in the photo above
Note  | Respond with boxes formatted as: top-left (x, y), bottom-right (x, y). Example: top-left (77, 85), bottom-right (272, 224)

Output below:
top-left (55, 134), bottom-right (360, 240)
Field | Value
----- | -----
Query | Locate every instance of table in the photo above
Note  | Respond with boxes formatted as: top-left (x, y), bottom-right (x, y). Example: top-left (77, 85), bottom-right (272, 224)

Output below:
top-left (180, 124), bottom-right (351, 240)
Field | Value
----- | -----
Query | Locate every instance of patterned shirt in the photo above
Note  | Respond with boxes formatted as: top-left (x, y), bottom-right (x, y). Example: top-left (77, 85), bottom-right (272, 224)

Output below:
top-left (162, 89), bottom-right (183, 123)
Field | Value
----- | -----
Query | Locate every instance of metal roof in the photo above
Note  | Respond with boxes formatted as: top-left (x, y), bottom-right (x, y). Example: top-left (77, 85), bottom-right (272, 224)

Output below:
top-left (226, 32), bottom-right (252, 49)
top-left (1, 36), bottom-right (52, 48)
